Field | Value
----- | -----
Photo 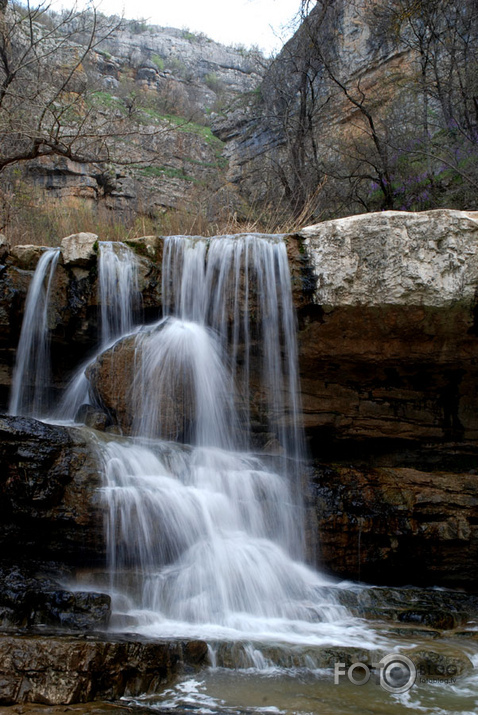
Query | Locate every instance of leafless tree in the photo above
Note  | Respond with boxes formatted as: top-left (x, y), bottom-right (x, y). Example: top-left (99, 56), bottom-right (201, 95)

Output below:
top-left (0, 1), bottom-right (180, 174)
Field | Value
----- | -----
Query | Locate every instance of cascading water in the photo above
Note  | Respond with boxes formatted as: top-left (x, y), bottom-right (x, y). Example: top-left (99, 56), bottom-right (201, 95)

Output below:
top-left (56, 241), bottom-right (139, 420)
top-left (9, 247), bottom-right (60, 418)
top-left (98, 235), bottom-right (368, 650)
top-left (9, 234), bottom-right (478, 713)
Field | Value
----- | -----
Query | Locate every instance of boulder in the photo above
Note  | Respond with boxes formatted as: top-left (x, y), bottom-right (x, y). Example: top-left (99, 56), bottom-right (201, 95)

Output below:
top-left (9, 245), bottom-right (50, 271)
top-left (85, 327), bottom-right (194, 440)
top-left (300, 209), bottom-right (478, 307)
top-left (85, 334), bottom-right (137, 434)
top-left (61, 233), bottom-right (98, 266)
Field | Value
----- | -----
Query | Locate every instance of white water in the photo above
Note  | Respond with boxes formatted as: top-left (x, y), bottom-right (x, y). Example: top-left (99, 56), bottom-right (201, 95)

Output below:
top-left (98, 235), bottom-right (374, 648)
top-left (9, 248), bottom-right (60, 418)
top-left (10, 233), bottom-right (478, 712)
top-left (55, 241), bottom-right (139, 420)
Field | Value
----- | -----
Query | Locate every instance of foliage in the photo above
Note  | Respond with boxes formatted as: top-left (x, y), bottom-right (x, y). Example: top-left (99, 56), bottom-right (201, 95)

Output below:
top-left (151, 53), bottom-right (164, 71)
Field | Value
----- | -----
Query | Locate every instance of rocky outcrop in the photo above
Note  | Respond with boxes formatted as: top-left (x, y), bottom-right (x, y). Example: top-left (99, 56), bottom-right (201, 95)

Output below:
top-left (0, 634), bottom-right (207, 705)
top-left (213, 0), bottom-right (400, 204)
top-left (1, 22), bottom-right (267, 227)
top-left (310, 464), bottom-right (478, 588)
top-left (297, 209), bottom-right (478, 466)
top-left (294, 209), bottom-right (478, 584)
top-left (0, 416), bottom-right (104, 564)
top-left (0, 565), bottom-right (110, 631)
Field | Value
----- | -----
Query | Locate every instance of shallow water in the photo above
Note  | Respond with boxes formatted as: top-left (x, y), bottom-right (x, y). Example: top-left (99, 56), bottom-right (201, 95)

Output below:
top-left (125, 649), bottom-right (478, 715)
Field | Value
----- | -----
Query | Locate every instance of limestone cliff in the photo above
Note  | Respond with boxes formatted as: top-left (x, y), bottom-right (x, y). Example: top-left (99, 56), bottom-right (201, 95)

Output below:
top-left (216, 0), bottom-right (478, 220)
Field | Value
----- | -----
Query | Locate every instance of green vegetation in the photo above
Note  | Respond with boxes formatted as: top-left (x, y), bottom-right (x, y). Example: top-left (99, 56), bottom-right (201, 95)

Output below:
top-left (204, 73), bottom-right (223, 93)
top-left (151, 54), bottom-right (164, 71)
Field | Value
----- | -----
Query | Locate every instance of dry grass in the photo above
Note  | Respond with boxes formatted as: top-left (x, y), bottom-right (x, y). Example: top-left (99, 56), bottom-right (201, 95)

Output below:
top-left (1, 185), bottom-right (323, 247)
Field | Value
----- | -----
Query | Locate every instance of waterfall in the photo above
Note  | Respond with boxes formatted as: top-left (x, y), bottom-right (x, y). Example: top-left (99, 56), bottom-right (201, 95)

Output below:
top-left (99, 235), bottom-right (347, 642)
top-left (98, 241), bottom-right (139, 345)
top-left (9, 248), bottom-right (60, 418)
top-left (56, 241), bottom-right (139, 421)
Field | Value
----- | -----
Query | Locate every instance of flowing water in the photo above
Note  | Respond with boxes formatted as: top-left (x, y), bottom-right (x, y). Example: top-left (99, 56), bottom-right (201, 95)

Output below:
top-left (99, 236), bottom-right (382, 652)
top-left (55, 241), bottom-right (140, 420)
top-left (9, 235), bottom-right (478, 714)
top-left (9, 247), bottom-right (60, 418)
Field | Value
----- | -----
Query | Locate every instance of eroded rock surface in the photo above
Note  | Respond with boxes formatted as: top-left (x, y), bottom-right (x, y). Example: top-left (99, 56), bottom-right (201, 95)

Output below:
top-left (0, 416), bottom-right (104, 563)
top-left (310, 464), bottom-right (478, 588)
top-left (0, 635), bottom-right (208, 705)
top-left (297, 209), bottom-right (478, 465)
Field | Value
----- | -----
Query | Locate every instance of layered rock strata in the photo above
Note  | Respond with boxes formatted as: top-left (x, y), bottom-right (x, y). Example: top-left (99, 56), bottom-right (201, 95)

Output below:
top-left (1, 209), bottom-right (477, 589)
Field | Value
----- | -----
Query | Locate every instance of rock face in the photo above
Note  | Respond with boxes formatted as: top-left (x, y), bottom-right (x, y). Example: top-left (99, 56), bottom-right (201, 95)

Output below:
top-left (310, 464), bottom-right (478, 588)
top-left (296, 209), bottom-right (478, 584)
top-left (0, 565), bottom-right (111, 631)
top-left (1, 22), bottom-right (267, 227)
top-left (301, 210), bottom-right (478, 307)
top-left (297, 209), bottom-right (478, 465)
top-left (0, 634), bottom-right (208, 705)
top-left (0, 416), bottom-right (104, 564)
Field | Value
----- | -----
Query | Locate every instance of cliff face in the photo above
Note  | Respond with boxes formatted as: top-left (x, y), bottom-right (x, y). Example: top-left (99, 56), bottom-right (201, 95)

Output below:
top-left (214, 0), bottom-right (401, 203)
top-left (297, 209), bottom-right (478, 463)
top-left (216, 0), bottom-right (478, 219)
top-left (295, 209), bottom-right (478, 586)
top-left (0, 17), bottom-right (267, 234)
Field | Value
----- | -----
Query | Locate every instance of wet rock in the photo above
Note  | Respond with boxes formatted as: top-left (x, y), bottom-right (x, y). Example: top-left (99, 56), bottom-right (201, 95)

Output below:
top-left (0, 416), bottom-right (104, 564)
top-left (311, 464), bottom-right (478, 587)
top-left (0, 634), bottom-right (208, 705)
top-left (410, 647), bottom-right (473, 680)
top-left (75, 405), bottom-right (110, 432)
top-left (61, 233), bottom-right (98, 267)
top-left (85, 334), bottom-right (137, 434)
top-left (85, 326), bottom-right (194, 440)
top-left (125, 235), bottom-right (163, 263)
top-left (0, 565), bottom-right (110, 630)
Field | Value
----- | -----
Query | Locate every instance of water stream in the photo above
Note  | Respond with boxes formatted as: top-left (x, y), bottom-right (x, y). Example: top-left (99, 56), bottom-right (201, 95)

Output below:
top-left (9, 235), bottom-right (478, 714)
top-left (99, 235), bottom-right (353, 642)
top-left (8, 247), bottom-right (60, 418)
top-left (55, 240), bottom-right (140, 420)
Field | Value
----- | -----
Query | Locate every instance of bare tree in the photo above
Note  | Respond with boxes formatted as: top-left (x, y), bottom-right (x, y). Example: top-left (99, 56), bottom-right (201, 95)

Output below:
top-left (0, 1), bottom-right (176, 174)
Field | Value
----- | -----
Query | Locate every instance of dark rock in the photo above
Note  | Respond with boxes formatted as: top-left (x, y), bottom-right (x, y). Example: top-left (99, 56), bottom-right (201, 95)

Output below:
top-left (0, 634), bottom-right (208, 705)
top-left (0, 565), bottom-right (110, 631)
top-left (0, 416), bottom-right (104, 564)
top-left (311, 464), bottom-right (478, 588)
top-left (75, 405), bottom-right (110, 431)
